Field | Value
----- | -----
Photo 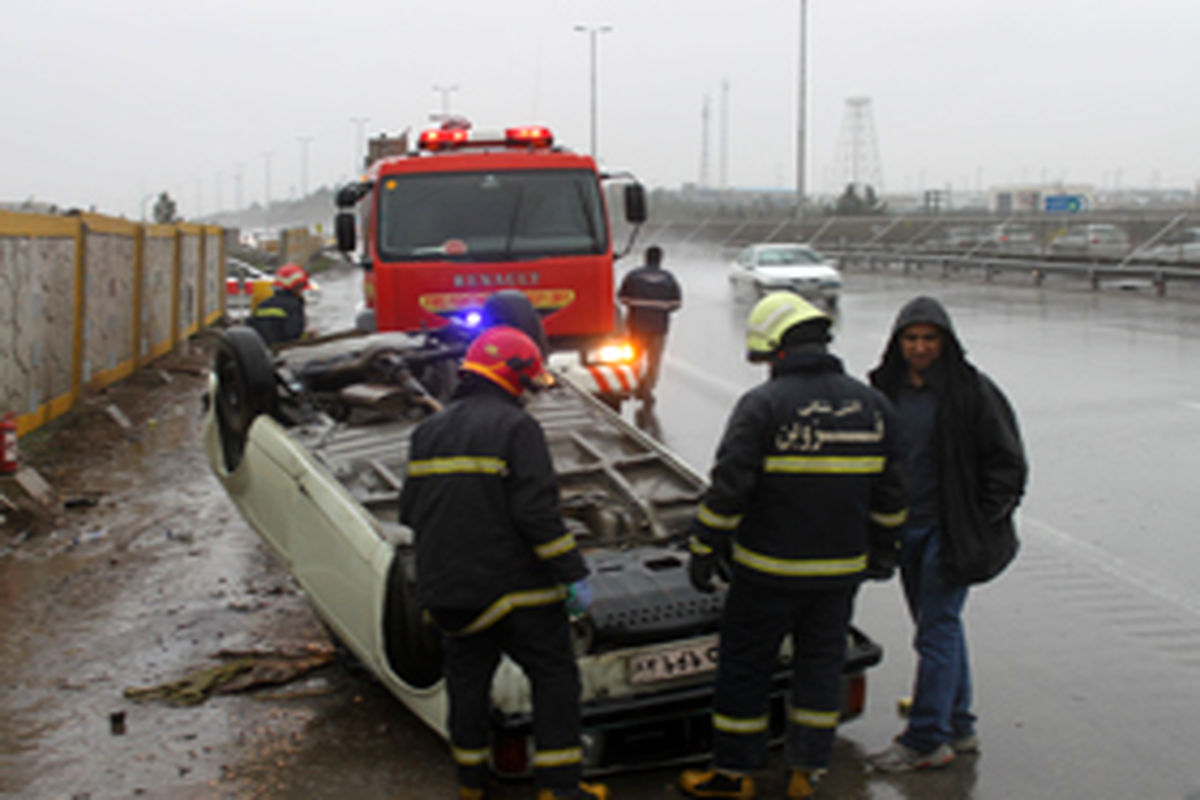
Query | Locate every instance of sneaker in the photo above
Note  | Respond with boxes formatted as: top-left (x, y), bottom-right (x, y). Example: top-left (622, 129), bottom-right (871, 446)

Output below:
top-left (679, 768), bottom-right (757, 798)
top-left (867, 741), bottom-right (954, 773)
top-left (785, 768), bottom-right (822, 799)
top-left (951, 733), bottom-right (980, 755)
top-left (535, 782), bottom-right (610, 800)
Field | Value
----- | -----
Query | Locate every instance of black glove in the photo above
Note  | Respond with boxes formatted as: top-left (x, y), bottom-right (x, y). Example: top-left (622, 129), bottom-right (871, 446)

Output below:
top-left (865, 531), bottom-right (901, 581)
top-left (687, 533), bottom-right (731, 593)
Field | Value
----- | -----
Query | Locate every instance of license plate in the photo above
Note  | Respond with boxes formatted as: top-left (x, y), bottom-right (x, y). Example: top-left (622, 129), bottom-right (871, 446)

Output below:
top-left (627, 638), bottom-right (720, 685)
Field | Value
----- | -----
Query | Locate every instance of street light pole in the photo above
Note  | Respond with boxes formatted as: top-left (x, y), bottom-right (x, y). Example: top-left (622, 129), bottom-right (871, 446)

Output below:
top-left (432, 84), bottom-right (459, 116)
top-left (297, 136), bottom-right (313, 197)
top-left (349, 116), bottom-right (371, 175)
top-left (573, 23), bottom-right (612, 160)
top-left (262, 151), bottom-right (273, 228)
top-left (796, 0), bottom-right (808, 217)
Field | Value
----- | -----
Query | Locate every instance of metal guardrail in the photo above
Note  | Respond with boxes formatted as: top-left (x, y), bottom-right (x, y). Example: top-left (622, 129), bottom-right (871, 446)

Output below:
top-left (830, 249), bottom-right (1200, 298)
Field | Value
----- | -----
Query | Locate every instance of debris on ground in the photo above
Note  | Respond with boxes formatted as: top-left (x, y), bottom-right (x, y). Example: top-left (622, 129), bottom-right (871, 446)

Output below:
top-left (12, 467), bottom-right (58, 509)
top-left (124, 645), bottom-right (335, 706)
top-left (104, 404), bottom-right (133, 431)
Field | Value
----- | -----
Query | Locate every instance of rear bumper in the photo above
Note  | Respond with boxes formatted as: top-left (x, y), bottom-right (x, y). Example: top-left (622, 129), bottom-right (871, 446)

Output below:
top-left (491, 627), bottom-right (882, 776)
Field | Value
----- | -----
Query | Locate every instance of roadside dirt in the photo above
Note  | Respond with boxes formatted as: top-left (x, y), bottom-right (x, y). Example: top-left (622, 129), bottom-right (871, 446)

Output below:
top-left (0, 334), bottom-right (421, 799)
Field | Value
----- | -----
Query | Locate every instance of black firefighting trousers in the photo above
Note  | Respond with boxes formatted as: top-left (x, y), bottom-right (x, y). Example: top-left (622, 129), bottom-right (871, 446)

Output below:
top-left (711, 578), bottom-right (856, 772)
top-left (435, 602), bottom-right (583, 790)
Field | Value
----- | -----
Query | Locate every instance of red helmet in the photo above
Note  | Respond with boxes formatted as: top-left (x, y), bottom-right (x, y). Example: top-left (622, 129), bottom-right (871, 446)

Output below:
top-left (460, 326), bottom-right (546, 396)
top-left (275, 263), bottom-right (310, 291)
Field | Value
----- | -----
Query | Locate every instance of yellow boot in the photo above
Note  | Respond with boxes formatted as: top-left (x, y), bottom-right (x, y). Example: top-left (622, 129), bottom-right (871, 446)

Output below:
top-left (535, 782), bottom-right (609, 799)
top-left (458, 787), bottom-right (485, 800)
top-left (679, 768), bottom-right (756, 799)
top-left (786, 769), bottom-right (817, 799)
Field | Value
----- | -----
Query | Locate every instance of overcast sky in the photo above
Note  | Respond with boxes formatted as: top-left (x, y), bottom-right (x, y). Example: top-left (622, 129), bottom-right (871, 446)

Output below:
top-left (2, 0), bottom-right (1197, 219)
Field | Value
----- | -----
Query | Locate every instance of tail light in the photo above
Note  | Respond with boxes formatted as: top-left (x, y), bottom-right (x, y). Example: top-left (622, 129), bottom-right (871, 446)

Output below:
top-left (491, 730), bottom-right (531, 776)
top-left (842, 674), bottom-right (867, 719)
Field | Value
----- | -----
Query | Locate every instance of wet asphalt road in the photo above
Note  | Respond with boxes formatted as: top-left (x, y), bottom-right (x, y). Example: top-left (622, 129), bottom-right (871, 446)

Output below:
top-left (3, 257), bottom-right (1200, 799)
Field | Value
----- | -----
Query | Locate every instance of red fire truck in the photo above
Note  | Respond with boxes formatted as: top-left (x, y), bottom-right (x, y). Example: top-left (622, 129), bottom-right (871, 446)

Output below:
top-left (334, 120), bottom-right (646, 402)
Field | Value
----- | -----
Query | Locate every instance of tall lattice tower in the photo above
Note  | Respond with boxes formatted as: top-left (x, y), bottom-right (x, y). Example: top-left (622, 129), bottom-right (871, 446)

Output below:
top-left (833, 95), bottom-right (883, 192)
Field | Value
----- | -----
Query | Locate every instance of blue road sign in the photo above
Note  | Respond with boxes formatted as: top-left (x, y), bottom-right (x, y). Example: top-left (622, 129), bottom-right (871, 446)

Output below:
top-left (1044, 194), bottom-right (1087, 213)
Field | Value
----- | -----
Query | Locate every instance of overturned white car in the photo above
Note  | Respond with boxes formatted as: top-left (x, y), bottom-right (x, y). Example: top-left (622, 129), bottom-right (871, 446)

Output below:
top-left (203, 325), bottom-right (882, 775)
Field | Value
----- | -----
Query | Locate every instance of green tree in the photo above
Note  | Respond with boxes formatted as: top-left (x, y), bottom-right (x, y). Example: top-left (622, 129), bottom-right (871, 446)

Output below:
top-left (152, 191), bottom-right (178, 224)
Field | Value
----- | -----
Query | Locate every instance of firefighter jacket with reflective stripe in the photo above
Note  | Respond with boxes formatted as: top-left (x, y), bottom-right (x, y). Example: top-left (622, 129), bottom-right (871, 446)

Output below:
top-left (399, 379), bottom-right (588, 618)
top-left (692, 348), bottom-right (908, 591)
top-left (247, 288), bottom-right (305, 345)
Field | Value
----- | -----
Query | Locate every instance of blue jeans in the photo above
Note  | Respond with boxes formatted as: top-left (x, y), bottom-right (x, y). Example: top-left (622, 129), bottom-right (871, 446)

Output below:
top-left (898, 523), bottom-right (976, 753)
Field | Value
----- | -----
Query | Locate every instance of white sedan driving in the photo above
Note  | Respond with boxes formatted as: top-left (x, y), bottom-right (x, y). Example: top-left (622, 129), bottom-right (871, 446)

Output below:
top-left (729, 243), bottom-right (842, 309)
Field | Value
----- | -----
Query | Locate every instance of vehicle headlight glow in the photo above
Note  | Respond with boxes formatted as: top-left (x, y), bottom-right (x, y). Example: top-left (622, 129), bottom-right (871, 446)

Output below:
top-left (595, 342), bottom-right (635, 364)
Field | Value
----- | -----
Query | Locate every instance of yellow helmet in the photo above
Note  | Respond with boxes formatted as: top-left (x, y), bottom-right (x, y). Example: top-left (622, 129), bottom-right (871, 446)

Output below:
top-left (745, 291), bottom-right (830, 361)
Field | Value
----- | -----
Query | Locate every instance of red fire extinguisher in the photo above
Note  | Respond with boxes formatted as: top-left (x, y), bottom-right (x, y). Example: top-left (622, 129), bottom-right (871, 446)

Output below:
top-left (0, 413), bottom-right (18, 475)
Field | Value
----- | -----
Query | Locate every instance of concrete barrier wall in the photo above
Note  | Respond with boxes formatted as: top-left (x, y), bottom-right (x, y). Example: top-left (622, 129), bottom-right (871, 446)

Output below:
top-left (203, 228), bottom-right (224, 326)
top-left (0, 210), bottom-right (227, 436)
top-left (82, 216), bottom-right (139, 389)
top-left (178, 225), bottom-right (202, 340)
top-left (0, 213), bottom-right (80, 431)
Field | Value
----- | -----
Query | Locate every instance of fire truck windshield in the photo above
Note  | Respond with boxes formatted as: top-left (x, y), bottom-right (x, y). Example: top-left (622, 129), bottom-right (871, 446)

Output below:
top-left (377, 168), bottom-right (608, 261)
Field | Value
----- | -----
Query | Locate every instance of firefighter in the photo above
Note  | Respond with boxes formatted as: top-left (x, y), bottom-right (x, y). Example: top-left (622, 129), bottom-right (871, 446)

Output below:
top-left (617, 245), bottom-right (682, 403)
top-left (247, 263), bottom-right (309, 345)
top-left (679, 292), bottom-right (908, 800)
top-left (398, 325), bottom-right (608, 800)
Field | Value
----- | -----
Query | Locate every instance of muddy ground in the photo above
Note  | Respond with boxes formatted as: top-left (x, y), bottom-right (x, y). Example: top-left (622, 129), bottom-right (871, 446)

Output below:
top-left (0, 335), bottom-right (467, 799)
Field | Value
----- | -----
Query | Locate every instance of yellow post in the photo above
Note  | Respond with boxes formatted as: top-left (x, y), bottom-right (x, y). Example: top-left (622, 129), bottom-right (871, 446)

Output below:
top-left (70, 216), bottom-right (86, 411)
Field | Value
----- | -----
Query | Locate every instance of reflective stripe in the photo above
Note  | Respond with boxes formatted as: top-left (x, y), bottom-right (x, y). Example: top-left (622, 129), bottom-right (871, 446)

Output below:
top-left (764, 455), bottom-right (885, 474)
top-left (712, 713), bottom-right (769, 734)
top-left (253, 307), bottom-right (287, 318)
top-left (732, 543), bottom-right (867, 578)
top-left (688, 535), bottom-right (713, 555)
top-left (788, 706), bottom-right (840, 729)
top-left (697, 503), bottom-right (742, 531)
top-left (532, 747), bottom-right (583, 767)
top-left (407, 456), bottom-right (507, 477)
top-left (534, 532), bottom-right (576, 560)
top-left (869, 508), bottom-right (909, 528)
top-left (452, 746), bottom-right (489, 766)
top-left (456, 587), bottom-right (568, 636)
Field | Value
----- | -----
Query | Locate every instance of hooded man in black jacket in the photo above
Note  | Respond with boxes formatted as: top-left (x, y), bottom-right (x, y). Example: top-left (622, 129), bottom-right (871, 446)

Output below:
top-left (866, 296), bottom-right (1027, 773)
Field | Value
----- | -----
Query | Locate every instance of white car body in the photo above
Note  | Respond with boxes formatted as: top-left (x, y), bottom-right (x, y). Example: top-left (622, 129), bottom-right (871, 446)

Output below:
top-left (728, 243), bottom-right (842, 309)
top-left (203, 327), bottom-right (880, 775)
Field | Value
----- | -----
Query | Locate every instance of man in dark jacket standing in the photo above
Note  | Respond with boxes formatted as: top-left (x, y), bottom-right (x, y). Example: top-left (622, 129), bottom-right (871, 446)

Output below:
top-left (617, 245), bottom-right (682, 403)
top-left (399, 325), bottom-right (607, 800)
top-left (866, 296), bottom-right (1027, 772)
top-left (679, 292), bottom-right (908, 800)
top-left (247, 263), bottom-right (309, 345)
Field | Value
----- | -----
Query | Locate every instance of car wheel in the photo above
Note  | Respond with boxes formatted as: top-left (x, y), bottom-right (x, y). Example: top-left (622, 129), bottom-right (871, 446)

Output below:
top-left (213, 326), bottom-right (278, 472)
top-left (383, 550), bottom-right (443, 689)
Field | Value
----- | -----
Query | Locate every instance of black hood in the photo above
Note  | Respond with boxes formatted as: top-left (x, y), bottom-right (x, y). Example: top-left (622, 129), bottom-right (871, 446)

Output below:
top-left (869, 296), bottom-right (971, 395)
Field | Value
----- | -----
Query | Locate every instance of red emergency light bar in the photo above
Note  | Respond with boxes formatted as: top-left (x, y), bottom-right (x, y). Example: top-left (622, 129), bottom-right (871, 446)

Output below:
top-left (417, 125), bottom-right (555, 152)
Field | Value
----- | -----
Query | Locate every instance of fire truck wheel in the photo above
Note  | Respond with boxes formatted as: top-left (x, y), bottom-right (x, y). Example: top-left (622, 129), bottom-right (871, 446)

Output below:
top-left (213, 326), bottom-right (277, 472)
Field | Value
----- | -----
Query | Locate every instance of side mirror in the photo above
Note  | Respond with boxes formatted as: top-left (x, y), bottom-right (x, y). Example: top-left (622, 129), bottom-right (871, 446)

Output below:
top-left (336, 181), bottom-right (372, 209)
top-left (624, 183), bottom-right (647, 224)
top-left (335, 212), bottom-right (357, 253)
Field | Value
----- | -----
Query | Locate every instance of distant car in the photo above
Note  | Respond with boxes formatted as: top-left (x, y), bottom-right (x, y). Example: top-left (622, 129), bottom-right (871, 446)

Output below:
top-left (1049, 224), bottom-right (1131, 259)
top-left (728, 243), bottom-right (842, 309)
top-left (979, 224), bottom-right (1038, 255)
top-left (225, 260), bottom-right (320, 316)
top-left (1132, 228), bottom-right (1200, 264)
top-left (924, 226), bottom-right (981, 251)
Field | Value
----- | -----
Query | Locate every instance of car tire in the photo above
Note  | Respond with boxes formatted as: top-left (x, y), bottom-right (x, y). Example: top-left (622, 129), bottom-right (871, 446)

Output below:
top-left (213, 326), bottom-right (278, 472)
top-left (383, 550), bottom-right (443, 689)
